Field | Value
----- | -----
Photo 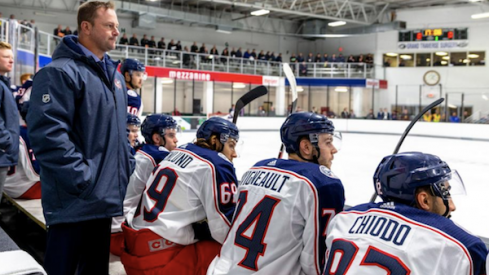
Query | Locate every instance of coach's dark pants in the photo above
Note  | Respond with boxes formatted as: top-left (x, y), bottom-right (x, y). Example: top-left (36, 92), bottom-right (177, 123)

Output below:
top-left (44, 218), bottom-right (111, 275)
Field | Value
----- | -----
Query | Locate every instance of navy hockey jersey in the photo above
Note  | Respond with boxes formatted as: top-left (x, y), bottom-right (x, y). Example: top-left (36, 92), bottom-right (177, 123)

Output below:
top-left (127, 89), bottom-right (142, 117)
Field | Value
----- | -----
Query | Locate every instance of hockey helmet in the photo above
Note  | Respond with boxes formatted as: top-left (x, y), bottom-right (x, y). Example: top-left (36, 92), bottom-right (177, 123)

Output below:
top-left (280, 112), bottom-right (336, 154)
top-left (121, 58), bottom-right (145, 76)
top-left (373, 152), bottom-right (465, 206)
top-left (197, 116), bottom-right (239, 144)
top-left (126, 114), bottom-right (141, 127)
top-left (141, 114), bottom-right (178, 144)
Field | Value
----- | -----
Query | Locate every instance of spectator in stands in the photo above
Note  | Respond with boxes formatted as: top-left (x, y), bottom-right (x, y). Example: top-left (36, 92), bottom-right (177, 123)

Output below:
top-left (20, 73), bottom-right (32, 85)
top-left (182, 46), bottom-right (191, 67)
top-left (290, 53), bottom-right (297, 63)
top-left (230, 47), bottom-right (236, 57)
top-left (258, 50), bottom-right (264, 61)
top-left (383, 59), bottom-right (391, 67)
top-left (176, 41), bottom-right (182, 51)
top-left (432, 109), bottom-right (441, 122)
top-left (129, 33), bottom-right (139, 47)
top-left (366, 53), bottom-right (373, 67)
top-left (53, 24), bottom-right (64, 37)
top-left (265, 51), bottom-right (271, 61)
top-left (326, 107), bottom-right (336, 118)
top-left (210, 45), bottom-right (218, 56)
top-left (172, 108), bottom-right (182, 116)
top-left (323, 53), bottom-right (329, 63)
top-left (190, 41), bottom-right (198, 53)
top-left (276, 53), bottom-right (282, 63)
top-left (296, 106), bottom-right (303, 112)
top-left (350, 109), bottom-right (356, 118)
top-left (315, 53), bottom-right (322, 63)
top-left (269, 106), bottom-right (276, 116)
top-left (347, 55), bottom-right (356, 63)
top-left (157, 37), bottom-right (166, 50)
top-left (199, 43), bottom-right (206, 53)
top-left (423, 111), bottom-right (432, 122)
top-left (140, 34), bottom-right (149, 48)
top-left (243, 49), bottom-right (250, 59)
top-left (365, 109), bottom-right (375, 119)
top-left (119, 33), bottom-right (128, 45)
top-left (148, 35), bottom-right (156, 49)
top-left (377, 108), bottom-right (385, 120)
top-left (257, 106), bottom-right (266, 116)
top-left (269, 52), bottom-right (276, 62)
top-left (338, 53), bottom-right (345, 62)
top-left (341, 107), bottom-right (349, 118)
top-left (27, 2), bottom-right (132, 274)
top-left (329, 54), bottom-right (338, 62)
top-left (307, 53), bottom-right (313, 63)
top-left (358, 54), bottom-right (365, 63)
top-left (235, 47), bottom-right (242, 58)
top-left (450, 111), bottom-right (460, 123)
top-left (463, 111), bottom-right (472, 123)
top-left (0, 41), bottom-right (19, 203)
top-left (311, 106), bottom-right (317, 114)
top-left (299, 61), bottom-right (308, 76)
top-left (382, 108), bottom-right (391, 120)
top-left (221, 48), bottom-right (229, 64)
top-left (250, 49), bottom-right (257, 60)
top-left (391, 110), bottom-right (398, 120)
top-left (401, 108), bottom-right (410, 120)
top-left (64, 26), bottom-right (72, 35)
top-left (297, 52), bottom-right (304, 62)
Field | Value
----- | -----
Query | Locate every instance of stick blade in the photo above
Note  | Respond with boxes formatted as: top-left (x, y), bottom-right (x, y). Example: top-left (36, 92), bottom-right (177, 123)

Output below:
top-left (233, 85), bottom-right (268, 124)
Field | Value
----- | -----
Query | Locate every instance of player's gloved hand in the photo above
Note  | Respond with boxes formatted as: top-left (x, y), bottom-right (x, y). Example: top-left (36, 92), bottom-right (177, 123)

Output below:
top-left (192, 219), bottom-right (213, 241)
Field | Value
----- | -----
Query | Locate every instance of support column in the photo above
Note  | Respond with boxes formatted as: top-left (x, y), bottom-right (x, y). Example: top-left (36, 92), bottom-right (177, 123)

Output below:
top-left (276, 77), bottom-right (286, 116)
top-left (203, 81), bottom-right (214, 115)
top-left (155, 78), bottom-right (163, 113)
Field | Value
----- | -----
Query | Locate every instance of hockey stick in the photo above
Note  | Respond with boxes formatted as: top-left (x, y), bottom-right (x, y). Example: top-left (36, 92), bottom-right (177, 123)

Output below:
top-left (232, 85), bottom-right (268, 124)
top-left (369, 97), bottom-right (445, 202)
top-left (277, 63), bottom-right (299, 159)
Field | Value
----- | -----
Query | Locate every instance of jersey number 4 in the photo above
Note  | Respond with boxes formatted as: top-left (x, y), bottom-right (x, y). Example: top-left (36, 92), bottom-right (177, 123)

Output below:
top-left (325, 239), bottom-right (411, 274)
top-left (135, 167), bottom-right (178, 222)
top-left (233, 191), bottom-right (281, 271)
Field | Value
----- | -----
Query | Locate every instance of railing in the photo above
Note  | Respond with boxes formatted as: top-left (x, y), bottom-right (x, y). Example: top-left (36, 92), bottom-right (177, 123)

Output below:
top-left (108, 45), bottom-right (375, 78)
top-left (0, 19), bottom-right (7, 43)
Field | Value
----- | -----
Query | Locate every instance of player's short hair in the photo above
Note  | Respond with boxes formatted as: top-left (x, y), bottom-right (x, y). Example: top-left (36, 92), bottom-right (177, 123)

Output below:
top-left (77, 1), bottom-right (115, 32)
top-left (0, 41), bottom-right (12, 50)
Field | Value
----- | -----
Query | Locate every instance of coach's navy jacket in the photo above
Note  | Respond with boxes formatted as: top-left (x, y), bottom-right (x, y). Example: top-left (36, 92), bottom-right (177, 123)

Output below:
top-left (27, 36), bottom-right (135, 225)
top-left (0, 75), bottom-right (19, 167)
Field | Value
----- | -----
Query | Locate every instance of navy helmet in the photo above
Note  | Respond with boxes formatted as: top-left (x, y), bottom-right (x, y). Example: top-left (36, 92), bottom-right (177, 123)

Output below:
top-left (374, 152), bottom-right (456, 206)
top-left (141, 114), bottom-right (178, 144)
top-left (121, 58), bottom-right (145, 76)
top-left (280, 112), bottom-right (335, 154)
top-left (197, 117), bottom-right (239, 144)
top-left (127, 114), bottom-right (141, 127)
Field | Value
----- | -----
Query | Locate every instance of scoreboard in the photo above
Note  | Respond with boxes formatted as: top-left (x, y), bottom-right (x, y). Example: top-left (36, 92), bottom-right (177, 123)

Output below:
top-left (399, 28), bottom-right (468, 42)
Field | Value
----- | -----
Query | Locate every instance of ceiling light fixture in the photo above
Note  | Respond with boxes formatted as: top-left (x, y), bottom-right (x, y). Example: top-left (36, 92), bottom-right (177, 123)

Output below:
top-left (251, 9), bottom-right (270, 16)
top-left (435, 52), bottom-right (448, 56)
top-left (335, 87), bottom-right (348, 92)
top-left (328, 21), bottom-right (346, 27)
top-left (161, 78), bottom-right (174, 84)
top-left (471, 12), bottom-right (489, 19)
top-left (386, 53), bottom-right (398, 57)
top-left (233, 83), bottom-right (246, 89)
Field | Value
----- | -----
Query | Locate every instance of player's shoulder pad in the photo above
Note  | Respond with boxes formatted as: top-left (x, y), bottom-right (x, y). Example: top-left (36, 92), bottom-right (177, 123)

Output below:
top-left (127, 89), bottom-right (138, 97)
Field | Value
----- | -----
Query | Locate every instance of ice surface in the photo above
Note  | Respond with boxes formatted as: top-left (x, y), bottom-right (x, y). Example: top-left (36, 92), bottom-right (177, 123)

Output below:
top-left (179, 131), bottom-right (489, 238)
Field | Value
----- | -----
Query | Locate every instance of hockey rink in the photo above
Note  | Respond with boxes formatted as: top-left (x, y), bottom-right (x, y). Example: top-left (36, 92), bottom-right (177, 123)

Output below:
top-left (178, 130), bottom-right (489, 240)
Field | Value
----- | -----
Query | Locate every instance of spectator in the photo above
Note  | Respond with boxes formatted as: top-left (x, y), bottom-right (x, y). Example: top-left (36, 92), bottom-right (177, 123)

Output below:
top-left (209, 45), bottom-right (218, 56)
top-left (341, 107), bottom-right (349, 118)
top-left (365, 109), bottom-right (375, 119)
top-left (338, 53), bottom-right (345, 62)
top-left (182, 46), bottom-right (191, 67)
top-left (432, 110), bottom-right (441, 122)
top-left (329, 54), bottom-right (338, 62)
top-left (347, 55), bottom-right (356, 63)
top-left (230, 47), bottom-right (236, 57)
top-left (221, 48), bottom-right (229, 64)
top-left (423, 111), bottom-right (432, 122)
top-left (269, 52), bottom-right (276, 62)
top-left (449, 111), bottom-right (460, 123)
top-left (299, 61), bottom-right (308, 76)
top-left (350, 109), bottom-right (356, 118)
top-left (365, 53), bottom-right (374, 67)
top-left (129, 33), bottom-right (139, 48)
top-left (358, 54), bottom-right (365, 63)
top-left (0, 41), bottom-right (19, 203)
top-left (148, 35), bottom-right (156, 49)
top-left (275, 53), bottom-right (282, 63)
top-left (315, 53), bottom-right (322, 63)
top-left (250, 49), bottom-right (257, 60)
top-left (119, 33), bottom-right (128, 45)
top-left (297, 52), bottom-right (304, 62)
top-left (64, 26), bottom-right (72, 35)
top-left (383, 59), bottom-right (391, 67)
top-left (140, 34), bottom-right (149, 48)
top-left (199, 43), bottom-right (206, 53)
top-left (172, 108), bottom-right (182, 116)
top-left (306, 52), bottom-right (313, 63)
top-left (175, 40), bottom-right (182, 51)
top-left (26, 2), bottom-right (133, 274)
top-left (323, 53), bottom-right (329, 63)
top-left (391, 110), bottom-right (398, 120)
top-left (53, 24), bottom-right (64, 37)
top-left (311, 106), bottom-right (317, 114)
top-left (190, 41), bottom-right (198, 53)
top-left (295, 106), bottom-right (303, 112)
top-left (257, 106), bottom-right (266, 116)
top-left (235, 47), bottom-right (242, 58)
top-left (290, 53), bottom-right (297, 63)
top-left (269, 106), bottom-right (276, 116)
top-left (20, 73), bottom-right (32, 85)
top-left (257, 50), bottom-right (264, 61)
top-left (157, 37), bottom-right (165, 50)
top-left (401, 108), bottom-right (410, 120)
top-left (377, 108), bottom-right (385, 119)
top-left (243, 49), bottom-right (250, 59)
top-left (265, 51), bottom-right (271, 61)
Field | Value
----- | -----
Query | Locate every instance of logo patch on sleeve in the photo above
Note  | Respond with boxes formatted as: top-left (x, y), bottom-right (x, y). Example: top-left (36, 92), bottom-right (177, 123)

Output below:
top-left (114, 79), bottom-right (122, 89)
top-left (319, 165), bottom-right (338, 179)
top-left (42, 94), bottom-right (50, 103)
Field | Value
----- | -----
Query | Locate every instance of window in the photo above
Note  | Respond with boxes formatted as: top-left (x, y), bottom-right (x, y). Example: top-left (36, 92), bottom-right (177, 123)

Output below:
top-left (416, 53), bottom-right (431, 67)
top-left (433, 52), bottom-right (448, 67)
top-left (468, 51), bottom-right (485, 66)
top-left (450, 52), bottom-right (467, 66)
top-left (383, 53), bottom-right (398, 67)
top-left (399, 53), bottom-right (414, 67)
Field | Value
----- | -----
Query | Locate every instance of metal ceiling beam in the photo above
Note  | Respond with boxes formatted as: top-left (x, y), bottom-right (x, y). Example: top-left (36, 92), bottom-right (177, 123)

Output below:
top-left (203, 0), bottom-right (372, 24)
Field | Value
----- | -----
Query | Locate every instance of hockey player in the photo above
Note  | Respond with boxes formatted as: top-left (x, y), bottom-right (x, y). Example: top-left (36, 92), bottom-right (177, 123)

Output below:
top-left (324, 152), bottom-right (488, 275)
top-left (126, 114), bottom-right (141, 149)
top-left (111, 114), bottom-right (178, 256)
top-left (4, 80), bottom-right (41, 199)
top-left (121, 116), bottom-right (239, 275)
top-left (208, 112), bottom-right (345, 275)
top-left (121, 58), bottom-right (146, 117)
